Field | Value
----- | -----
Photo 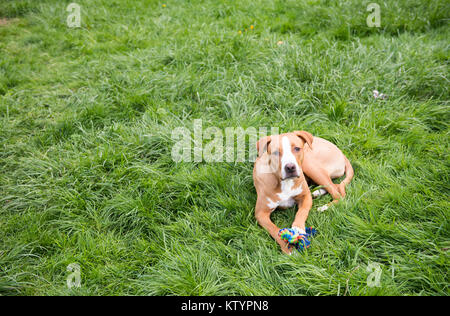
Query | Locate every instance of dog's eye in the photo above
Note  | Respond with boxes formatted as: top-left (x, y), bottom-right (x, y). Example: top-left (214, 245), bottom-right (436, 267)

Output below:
top-left (272, 150), bottom-right (280, 156)
top-left (294, 147), bottom-right (301, 152)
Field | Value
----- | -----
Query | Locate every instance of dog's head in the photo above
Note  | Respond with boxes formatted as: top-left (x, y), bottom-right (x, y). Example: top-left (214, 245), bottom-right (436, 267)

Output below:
top-left (256, 131), bottom-right (313, 180)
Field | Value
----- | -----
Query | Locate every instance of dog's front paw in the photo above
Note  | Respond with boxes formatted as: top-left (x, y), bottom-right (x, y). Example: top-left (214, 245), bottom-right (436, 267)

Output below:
top-left (278, 228), bottom-right (311, 253)
top-left (317, 205), bottom-right (329, 212)
top-left (279, 240), bottom-right (295, 255)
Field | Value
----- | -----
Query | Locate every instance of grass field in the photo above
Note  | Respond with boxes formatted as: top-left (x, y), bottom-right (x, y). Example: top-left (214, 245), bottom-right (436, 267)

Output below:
top-left (0, 0), bottom-right (449, 296)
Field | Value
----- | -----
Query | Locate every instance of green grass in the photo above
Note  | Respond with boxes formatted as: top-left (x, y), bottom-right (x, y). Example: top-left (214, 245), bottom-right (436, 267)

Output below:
top-left (0, 0), bottom-right (449, 296)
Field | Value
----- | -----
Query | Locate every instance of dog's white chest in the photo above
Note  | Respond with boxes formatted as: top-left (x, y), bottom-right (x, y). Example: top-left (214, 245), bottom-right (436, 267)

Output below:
top-left (267, 179), bottom-right (303, 209)
top-left (277, 197), bottom-right (296, 208)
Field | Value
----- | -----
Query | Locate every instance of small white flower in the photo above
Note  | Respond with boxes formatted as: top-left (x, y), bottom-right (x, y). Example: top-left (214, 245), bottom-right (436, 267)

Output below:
top-left (373, 90), bottom-right (387, 99)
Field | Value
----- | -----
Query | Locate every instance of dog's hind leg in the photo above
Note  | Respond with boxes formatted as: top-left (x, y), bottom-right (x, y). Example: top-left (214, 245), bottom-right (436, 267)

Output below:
top-left (305, 168), bottom-right (343, 212)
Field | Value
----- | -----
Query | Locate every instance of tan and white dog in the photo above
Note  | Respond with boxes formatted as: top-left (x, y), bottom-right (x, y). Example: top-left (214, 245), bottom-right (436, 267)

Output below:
top-left (253, 131), bottom-right (353, 254)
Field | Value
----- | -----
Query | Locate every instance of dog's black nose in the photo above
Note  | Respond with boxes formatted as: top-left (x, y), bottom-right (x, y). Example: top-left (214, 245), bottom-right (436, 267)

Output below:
top-left (285, 163), bottom-right (296, 174)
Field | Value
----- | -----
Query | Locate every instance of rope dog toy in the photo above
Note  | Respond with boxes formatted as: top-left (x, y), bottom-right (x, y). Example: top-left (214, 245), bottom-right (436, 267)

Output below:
top-left (278, 227), bottom-right (317, 252)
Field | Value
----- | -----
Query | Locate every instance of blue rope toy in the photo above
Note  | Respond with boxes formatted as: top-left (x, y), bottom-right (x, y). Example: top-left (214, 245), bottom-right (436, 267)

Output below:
top-left (278, 227), bottom-right (317, 252)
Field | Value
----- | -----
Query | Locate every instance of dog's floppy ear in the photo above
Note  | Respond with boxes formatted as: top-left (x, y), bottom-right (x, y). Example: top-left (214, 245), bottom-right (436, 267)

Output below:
top-left (294, 131), bottom-right (313, 149)
top-left (256, 136), bottom-right (271, 157)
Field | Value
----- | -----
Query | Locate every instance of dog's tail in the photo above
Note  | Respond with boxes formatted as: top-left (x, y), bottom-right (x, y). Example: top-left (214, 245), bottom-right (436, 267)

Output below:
top-left (337, 156), bottom-right (354, 197)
